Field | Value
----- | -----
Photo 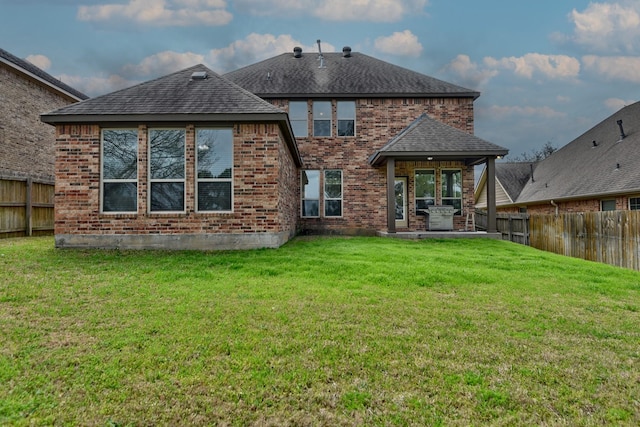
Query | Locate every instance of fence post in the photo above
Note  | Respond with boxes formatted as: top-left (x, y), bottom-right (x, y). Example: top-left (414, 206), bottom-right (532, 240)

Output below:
top-left (26, 177), bottom-right (33, 236)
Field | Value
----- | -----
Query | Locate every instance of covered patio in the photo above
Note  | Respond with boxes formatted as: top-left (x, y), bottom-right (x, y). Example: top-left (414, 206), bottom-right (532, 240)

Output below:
top-left (368, 114), bottom-right (508, 236)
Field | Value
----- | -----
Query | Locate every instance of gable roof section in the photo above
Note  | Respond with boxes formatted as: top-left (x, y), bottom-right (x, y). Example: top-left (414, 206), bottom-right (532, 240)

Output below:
top-left (369, 113), bottom-right (508, 166)
top-left (515, 101), bottom-right (640, 204)
top-left (0, 47), bottom-right (88, 101)
top-left (474, 162), bottom-right (533, 208)
top-left (41, 64), bottom-right (301, 166)
top-left (224, 51), bottom-right (479, 99)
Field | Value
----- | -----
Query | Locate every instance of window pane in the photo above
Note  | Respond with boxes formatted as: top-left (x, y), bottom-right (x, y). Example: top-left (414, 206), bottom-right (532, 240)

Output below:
top-left (103, 130), bottom-right (137, 179)
top-left (416, 199), bottom-right (434, 210)
top-left (441, 170), bottom-right (462, 198)
top-left (442, 199), bottom-right (462, 212)
top-left (150, 129), bottom-right (185, 179)
top-left (302, 170), bottom-right (320, 199)
top-left (197, 129), bottom-right (233, 179)
top-left (198, 182), bottom-right (232, 211)
top-left (601, 200), bottom-right (616, 211)
top-left (630, 197), bottom-right (640, 210)
top-left (289, 101), bottom-right (308, 138)
top-left (313, 101), bottom-right (331, 136)
top-left (337, 101), bottom-right (355, 137)
top-left (303, 200), bottom-right (319, 217)
top-left (324, 170), bottom-right (342, 198)
top-left (415, 170), bottom-right (435, 198)
top-left (103, 182), bottom-right (137, 212)
top-left (150, 182), bottom-right (184, 211)
top-left (325, 200), bottom-right (342, 217)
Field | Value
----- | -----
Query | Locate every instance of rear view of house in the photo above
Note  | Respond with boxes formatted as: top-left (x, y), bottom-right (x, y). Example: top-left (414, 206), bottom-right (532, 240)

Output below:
top-left (42, 47), bottom-right (507, 250)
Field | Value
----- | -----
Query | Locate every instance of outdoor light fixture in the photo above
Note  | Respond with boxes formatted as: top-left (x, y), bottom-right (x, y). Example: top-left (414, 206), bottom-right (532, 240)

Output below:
top-left (427, 156), bottom-right (434, 161)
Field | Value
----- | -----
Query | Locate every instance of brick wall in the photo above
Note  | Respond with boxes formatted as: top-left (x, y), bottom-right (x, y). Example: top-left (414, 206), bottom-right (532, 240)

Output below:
top-left (271, 97), bottom-right (476, 233)
top-left (54, 122), bottom-right (298, 243)
top-left (0, 64), bottom-right (76, 181)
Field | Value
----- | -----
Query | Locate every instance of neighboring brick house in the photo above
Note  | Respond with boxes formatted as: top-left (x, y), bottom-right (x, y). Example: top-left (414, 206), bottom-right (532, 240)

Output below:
top-left (476, 101), bottom-right (640, 214)
top-left (42, 47), bottom-right (507, 250)
top-left (0, 47), bottom-right (87, 182)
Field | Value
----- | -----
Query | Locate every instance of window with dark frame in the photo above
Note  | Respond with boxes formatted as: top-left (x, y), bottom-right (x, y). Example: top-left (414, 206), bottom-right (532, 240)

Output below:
top-left (196, 128), bottom-right (233, 212)
top-left (149, 128), bottom-right (185, 212)
top-left (101, 129), bottom-right (138, 213)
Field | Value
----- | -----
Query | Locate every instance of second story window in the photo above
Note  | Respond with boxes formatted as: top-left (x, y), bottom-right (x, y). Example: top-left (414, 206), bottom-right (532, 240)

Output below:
top-left (313, 101), bottom-right (331, 137)
top-left (337, 101), bottom-right (355, 136)
top-left (289, 101), bottom-right (308, 137)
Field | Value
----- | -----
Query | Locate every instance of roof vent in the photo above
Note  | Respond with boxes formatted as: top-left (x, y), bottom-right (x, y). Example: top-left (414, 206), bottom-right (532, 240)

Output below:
top-left (317, 39), bottom-right (326, 68)
top-left (617, 119), bottom-right (626, 141)
top-left (191, 71), bottom-right (208, 80)
top-left (293, 47), bottom-right (302, 58)
top-left (342, 46), bottom-right (352, 58)
top-left (592, 140), bottom-right (598, 147)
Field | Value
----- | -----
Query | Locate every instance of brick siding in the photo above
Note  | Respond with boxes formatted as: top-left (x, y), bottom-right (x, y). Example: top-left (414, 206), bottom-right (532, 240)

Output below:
top-left (0, 64), bottom-right (76, 181)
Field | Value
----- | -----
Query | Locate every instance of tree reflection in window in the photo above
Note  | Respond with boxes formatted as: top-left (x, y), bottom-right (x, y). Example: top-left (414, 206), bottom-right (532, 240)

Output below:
top-left (102, 129), bottom-right (137, 212)
top-left (196, 128), bottom-right (233, 211)
top-left (149, 129), bottom-right (185, 212)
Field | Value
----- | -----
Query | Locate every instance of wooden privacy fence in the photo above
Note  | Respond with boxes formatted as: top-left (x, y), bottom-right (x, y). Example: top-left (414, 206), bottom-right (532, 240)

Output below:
top-left (0, 177), bottom-right (54, 238)
top-left (475, 210), bottom-right (530, 245)
top-left (529, 211), bottom-right (640, 270)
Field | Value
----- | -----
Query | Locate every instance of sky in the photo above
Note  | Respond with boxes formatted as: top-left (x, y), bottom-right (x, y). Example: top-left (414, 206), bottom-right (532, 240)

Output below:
top-left (2, 0), bottom-right (640, 160)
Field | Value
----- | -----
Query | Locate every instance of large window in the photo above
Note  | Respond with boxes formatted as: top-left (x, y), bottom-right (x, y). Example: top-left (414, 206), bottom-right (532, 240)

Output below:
top-left (289, 101), bottom-right (308, 137)
top-left (441, 169), bottom-right (462, 214)
top-left (313, 101), bottom-right (331, 137)
top-left (149, 129), bottom-right (185, 212)
top-left (101, 129), bottom-right (138, 213)
top-left (415, 169), bottom-right (435, 212)
top-left (196, 128), bottom-right (233, 212)
top-left (337, 101), bottom-right (355, 137)
top-left (301, 170), bottom-right (320, 217)
top-left (324, 170), bottom-right (343, 217)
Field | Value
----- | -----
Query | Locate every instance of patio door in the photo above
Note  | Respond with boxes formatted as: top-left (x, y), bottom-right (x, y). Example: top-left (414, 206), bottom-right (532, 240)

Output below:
top-left (395, 177), bottom-right (408, 228)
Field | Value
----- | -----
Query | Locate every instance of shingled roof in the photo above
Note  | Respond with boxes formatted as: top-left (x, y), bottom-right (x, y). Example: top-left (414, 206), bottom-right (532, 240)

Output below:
top-left (0, 47), bottom-right (88, 101)
top-left (41, 64), bottom-right (301, 166)
top-left (369, 113), bottom-right (508, 166)
top-left (224, 49), bottom-right (479, 99)
top-left (514, 101), bottom-right (640, 204)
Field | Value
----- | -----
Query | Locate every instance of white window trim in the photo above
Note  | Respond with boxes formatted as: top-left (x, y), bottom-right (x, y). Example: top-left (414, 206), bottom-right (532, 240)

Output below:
top-left (195, 128), bottom-right (234, 213)
top-left (100, 128), bottom-right (138, 214)
top-left (289, 100), bottom-right (308, 138)
top-left (337, 100), bottom-right (356, 137)
top-left (148, 128), bottom-right (186, 214)
top-left (629, 196), bottom-right (640, 210)
top-left (313, 100), bottom-right (332, 137)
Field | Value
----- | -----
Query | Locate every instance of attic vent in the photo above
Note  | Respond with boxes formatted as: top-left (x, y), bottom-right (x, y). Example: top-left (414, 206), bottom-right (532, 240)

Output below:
top-left (293, 47), bottom-right (302, 58)
top-left (191, 71), bottom-right (208, 80)
top-left (342, 46), bottom-right (352, 57)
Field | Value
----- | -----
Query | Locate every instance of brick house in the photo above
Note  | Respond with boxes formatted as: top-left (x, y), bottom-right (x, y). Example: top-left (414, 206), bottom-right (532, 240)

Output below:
top-left (42, 47), bottom-right (507, 250)
top-left (476, 101), bottom-right (640, 214)
top-left (1, 47), bottom-right (87, 182)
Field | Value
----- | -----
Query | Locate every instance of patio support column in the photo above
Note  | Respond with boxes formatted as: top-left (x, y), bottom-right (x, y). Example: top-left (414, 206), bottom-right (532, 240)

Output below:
top-left (486, 156), bottom-right (497, 233)
top-left (387, 158), bottom-right (396, 233)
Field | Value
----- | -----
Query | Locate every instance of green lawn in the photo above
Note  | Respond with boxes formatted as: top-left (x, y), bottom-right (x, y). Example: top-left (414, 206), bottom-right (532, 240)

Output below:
top-left (1, 236), bottom-right (639, 426)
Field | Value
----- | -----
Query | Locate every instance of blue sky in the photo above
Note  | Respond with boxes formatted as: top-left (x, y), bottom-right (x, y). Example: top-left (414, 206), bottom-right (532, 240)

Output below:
top-left (2, 0), bottom-right (640, 159)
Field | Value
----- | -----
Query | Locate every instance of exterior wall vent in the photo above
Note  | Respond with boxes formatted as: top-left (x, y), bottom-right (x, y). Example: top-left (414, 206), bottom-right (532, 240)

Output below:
top-left (293, 47), bottom-right (302, 58)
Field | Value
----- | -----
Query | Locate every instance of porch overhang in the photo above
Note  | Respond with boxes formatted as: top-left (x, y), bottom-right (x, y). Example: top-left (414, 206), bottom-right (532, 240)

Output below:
top-left (368, 150), bottom-right (507, 167)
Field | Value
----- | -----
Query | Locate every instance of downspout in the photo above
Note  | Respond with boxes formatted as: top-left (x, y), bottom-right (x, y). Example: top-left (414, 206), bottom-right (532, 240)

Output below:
top-left (550, 200), bottom-right (558, 216)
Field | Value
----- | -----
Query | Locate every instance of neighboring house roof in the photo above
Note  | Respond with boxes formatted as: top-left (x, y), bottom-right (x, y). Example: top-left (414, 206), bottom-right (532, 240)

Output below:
top-left (475, 162), bottom-right (533, 208)
top-left (41, 64), bottom-right (302, 166)
top-left (369, 113), bottom-right (508, 166)
top-left (224, 48), bottom-right (479, 99)
top-left (477, 101), bottom-right (640, 207)
top-left (0, 47), bottom-right (88, 101)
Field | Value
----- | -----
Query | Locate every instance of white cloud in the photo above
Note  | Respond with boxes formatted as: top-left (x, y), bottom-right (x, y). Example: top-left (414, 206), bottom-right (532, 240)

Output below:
top-left (374, 30), bottom-right (422, 57)
top-left (483, 105), bottom-right (566, 120)
top-left (568, 1), bottom-right (640, 54)
top-left (604, 97), bottom-right (636, 111)
top-left (443, 54), bottom-right (498, 88)
top-left (207, 33), bottom-right (334, 72)
top-left (582, 55), bottom-right (640, 83)
top-left (25, 54), bottom-right (51, 70)
top-left (77, 0), bottom-right (232, 26)
top-left (58, 73), bottom-right (138, 97)
top-left (484, 53), bottom-right (580, 80)
top-left (123, 50), bottom-right (205, 76)
top-left (233, 0), bottom-right (427, 22)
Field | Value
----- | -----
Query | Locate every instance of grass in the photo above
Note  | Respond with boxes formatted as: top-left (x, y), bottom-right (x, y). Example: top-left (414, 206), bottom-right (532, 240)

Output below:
top-left (0, 235), bottom-right (639, 426)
